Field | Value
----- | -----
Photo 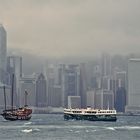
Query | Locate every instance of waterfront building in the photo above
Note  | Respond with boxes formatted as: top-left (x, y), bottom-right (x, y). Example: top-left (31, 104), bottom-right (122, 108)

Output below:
top-left (19, 75), bottom-right (36, 107)
top-left (86, 90), bottom-right (95, 108)
top-left (36, 73), bottom-right (47, 107)
top-left (126, 59), bottom-right (140, 113)
top-left (95, 89), bottom-right (114, 109)
top-left (79, 63), bottom-right (87, 108)
top-left (115, 87), bottom-right (126, 112)
top-left (114, 71), bottom-right (127, 112)
top-left (61, 64), bottom-right (80, 107)
top-left (48, 85), bottom-right (62, 107)
top-left (68, 96), bottom-right (81, 109)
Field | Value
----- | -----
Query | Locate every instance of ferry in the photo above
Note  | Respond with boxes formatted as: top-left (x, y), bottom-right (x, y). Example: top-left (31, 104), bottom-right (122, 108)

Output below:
top-left (64, 107), bottom-right (117, 121)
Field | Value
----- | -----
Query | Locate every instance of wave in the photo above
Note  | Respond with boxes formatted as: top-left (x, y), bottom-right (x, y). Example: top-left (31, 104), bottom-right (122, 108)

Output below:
top-left (21, 129), bottom-right (33, 133)
top-left (104, 126), bottom-right (140, 131)
top-left (24, 122), bottom-right (32, 125)
top-left (74, 131), bottom-right (80, 133)
top-left (106, 127), bottom-right (116, 131)
top-left (114, 126), bottom-right (140, 130)
top-left (21, 128), bottom-right (40, 133)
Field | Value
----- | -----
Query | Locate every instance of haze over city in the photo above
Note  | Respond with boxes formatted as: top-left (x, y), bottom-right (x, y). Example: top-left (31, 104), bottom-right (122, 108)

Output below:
top-left (1, 1), bottom-right (140, 140)
top-left (0, 0), bottom-right (140, 59)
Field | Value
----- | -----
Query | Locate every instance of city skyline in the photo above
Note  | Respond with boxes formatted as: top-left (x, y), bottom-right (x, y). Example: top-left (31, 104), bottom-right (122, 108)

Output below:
top-left (0, 1), bottom-right (140, 114)
top-left (0, 23), bottom-right (140, 114)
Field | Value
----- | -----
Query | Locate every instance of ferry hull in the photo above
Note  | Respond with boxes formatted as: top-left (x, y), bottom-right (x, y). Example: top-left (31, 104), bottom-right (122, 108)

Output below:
top-left (64, 113), bottom-right (117, 121)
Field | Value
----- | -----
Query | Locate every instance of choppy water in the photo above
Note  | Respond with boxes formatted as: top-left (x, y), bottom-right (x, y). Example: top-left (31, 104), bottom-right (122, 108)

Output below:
top-left (0, 114), bottom-right (140, 140)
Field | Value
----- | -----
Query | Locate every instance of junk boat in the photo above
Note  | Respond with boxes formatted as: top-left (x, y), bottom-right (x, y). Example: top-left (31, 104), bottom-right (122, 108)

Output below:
top-left (1, 74), bottom-right (32, 121)
top-left (64, 107), bottom-right (117, 121)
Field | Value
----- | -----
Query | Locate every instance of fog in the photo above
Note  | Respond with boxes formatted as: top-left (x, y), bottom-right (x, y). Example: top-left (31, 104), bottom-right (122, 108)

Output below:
top-left (1, 0), bottom-right (140, 59)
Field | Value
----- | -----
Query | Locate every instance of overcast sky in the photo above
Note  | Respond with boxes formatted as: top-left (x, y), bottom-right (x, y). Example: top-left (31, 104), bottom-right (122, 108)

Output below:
top-left (0, 0), bottom-right (140, 58)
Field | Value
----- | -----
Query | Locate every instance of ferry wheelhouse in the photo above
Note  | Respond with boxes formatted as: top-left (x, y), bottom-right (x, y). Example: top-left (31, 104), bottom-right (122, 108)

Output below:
top-left (64, 107), bottom-right (117, 121)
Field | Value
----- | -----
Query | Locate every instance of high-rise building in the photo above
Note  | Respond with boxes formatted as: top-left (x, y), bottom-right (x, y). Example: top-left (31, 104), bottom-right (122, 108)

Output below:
top-left (7, 56), bottom-right (22, 107)
top-left (61, 64), bottom-right (80, 107)
top-left (115, 87), bottom-right (126, 112)
top-left (114, 71), bottom-right (127, 91)
top-left (19, 75), bottom-right (36, 107)
top-left (68, 96), bottom-right (81, 109)
top-left (102, 76), bottom-right (111, 90)
top-left (126, 59), bottom-right (140, 113)
top-left (91, 64), bottom-right (102, 89)
top-left (114, 71), bottom-right (127, 112)
top-left (101, 53), bottom-right (111, 77)
top-left (0, 24), bottom-right (7, 84)
top-left (36, 73), bottom-right (47, 107)
top-left (86, 90), bottom-right (95, 108)
top-left (47, 85), bottom-right (62, 107)
top-left (95, 89), bottom-right (114, 109)
top-left (79, 63), bottom-right (87, 108)
top-left (46, 64), bottom-right (55, 106)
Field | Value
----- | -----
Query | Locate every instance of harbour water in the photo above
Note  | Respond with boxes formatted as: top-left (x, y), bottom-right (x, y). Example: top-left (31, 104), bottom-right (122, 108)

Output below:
top-left (0, 114), bottom-right (140, 140)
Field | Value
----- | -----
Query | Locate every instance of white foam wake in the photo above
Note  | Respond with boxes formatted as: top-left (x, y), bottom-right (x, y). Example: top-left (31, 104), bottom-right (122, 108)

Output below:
top-left (106, 127), bottom-right (116, 131)
top-left (21, 129), bottom-right (33, 133)
top-left (24, 122), bottom-right (32, 125)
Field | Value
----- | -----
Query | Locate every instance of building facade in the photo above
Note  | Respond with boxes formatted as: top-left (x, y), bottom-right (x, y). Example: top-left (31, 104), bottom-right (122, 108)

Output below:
top-left (7, 56), bottom-right (22, 107)
top-left (61, 64), bottom-right (80, 107)
top-left (126, 59), bottom-right (140, 113)
top-left (0, 24), bottom-right (7, 84)
top-left (86, 90), bottom-right (95, 108)
top-left (95, 89), bottom-right (114, 109)
top-left (68, 96), bottom-right (81, 109)
top-left (19, 75), bottom-right (36, 107)
top-left (36, 73), bottom-right (47, 107)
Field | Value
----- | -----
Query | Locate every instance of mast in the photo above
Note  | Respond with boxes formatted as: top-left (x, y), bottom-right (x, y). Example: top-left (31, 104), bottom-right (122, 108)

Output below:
top-left (11, 74), bottom-right (14, 111)
top-left (25, 90), bottom-right (28, 107)
top-left (3, 85), bottom-right (6, 111)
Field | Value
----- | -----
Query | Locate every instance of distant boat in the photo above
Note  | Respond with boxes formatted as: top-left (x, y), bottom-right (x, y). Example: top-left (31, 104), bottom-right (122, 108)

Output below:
top-left (1, 74), bottom-right (32, 121)
top-left (64, 107), bottom-right (117, 121)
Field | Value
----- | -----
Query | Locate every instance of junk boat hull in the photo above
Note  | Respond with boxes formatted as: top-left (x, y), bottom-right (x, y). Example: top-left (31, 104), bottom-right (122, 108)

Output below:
top-left (1, 113), bottom-right (31, 121)
top-left (64, 108), bottom-right (117, 122)
top-left (1, 107), bottom-right (32, 121)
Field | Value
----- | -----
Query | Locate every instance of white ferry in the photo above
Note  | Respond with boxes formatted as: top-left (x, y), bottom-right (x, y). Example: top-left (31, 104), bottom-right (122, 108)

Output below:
top-left (64, 107), bottom-right (117, 121)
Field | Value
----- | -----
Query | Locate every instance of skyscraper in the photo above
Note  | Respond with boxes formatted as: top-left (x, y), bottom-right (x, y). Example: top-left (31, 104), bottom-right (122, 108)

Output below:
top-left (36, 73), bottom-right (47, 107)
top-left (79, 63), bottom-right (87, 108)
top-left (0, 24), bottom-right (7, 84)
top-left (86, 90), bottom-right (95, 108)
top-left (7, 56), bottom-right (22, 107)
top-left (101, 53), bottom-right (111, 77)
top-left (114, 71), bottom-right (127, 112)
top-left (126, 59), bottom-right (140, 113)
top-left (19, 75), bottom-right (36, 107)
top-left (95, 89), bottom-right (114, 109)
top-left (61, 64), bottom-right (80, 107)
